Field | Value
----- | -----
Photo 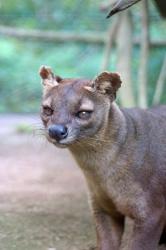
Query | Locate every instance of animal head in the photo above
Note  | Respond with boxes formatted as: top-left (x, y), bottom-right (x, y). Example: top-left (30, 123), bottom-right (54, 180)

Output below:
top-left (39, 66), bottom-right (122, 148)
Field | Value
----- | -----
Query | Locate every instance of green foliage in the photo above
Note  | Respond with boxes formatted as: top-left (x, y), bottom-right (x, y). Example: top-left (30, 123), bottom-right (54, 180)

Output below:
top-left (132, 47), bottom-right (166, 105)
top-left (0, 0), bottom-right (106, 31)
top-left (0, 0), bottom-right (165, 112)
top-left (0, 37), bottom-right (104, 112)
top-left (15, 123), bottom-right (33, 134)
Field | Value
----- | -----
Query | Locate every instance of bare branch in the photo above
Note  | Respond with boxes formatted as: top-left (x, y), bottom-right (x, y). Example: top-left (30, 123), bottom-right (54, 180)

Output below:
top-left (0, 25), bottom-right (107, 44)
top-left (0, 25), bottom-right (165, 47)
top-left (101, 17), bottom-right (121, 71)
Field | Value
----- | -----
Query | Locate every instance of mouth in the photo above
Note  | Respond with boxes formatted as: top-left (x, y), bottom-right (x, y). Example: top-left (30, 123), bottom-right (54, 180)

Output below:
top-left (46, 135), bottom-right (75, 148)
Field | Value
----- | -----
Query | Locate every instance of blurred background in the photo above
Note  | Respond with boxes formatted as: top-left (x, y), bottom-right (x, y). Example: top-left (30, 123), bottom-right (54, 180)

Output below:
top-left (0, 0), bottom-right (165, 250)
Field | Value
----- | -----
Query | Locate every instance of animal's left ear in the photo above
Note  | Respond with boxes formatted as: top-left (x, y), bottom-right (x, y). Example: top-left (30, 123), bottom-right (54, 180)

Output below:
top-left (93, 71), bottom-right (122, 100)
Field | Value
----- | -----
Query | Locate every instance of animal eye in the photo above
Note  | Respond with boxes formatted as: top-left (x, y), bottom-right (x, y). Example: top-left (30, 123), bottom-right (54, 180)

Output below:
top-left (76, 111), bottom-right (92, 120)
top-left (43, 106), bottom-right (53, 116)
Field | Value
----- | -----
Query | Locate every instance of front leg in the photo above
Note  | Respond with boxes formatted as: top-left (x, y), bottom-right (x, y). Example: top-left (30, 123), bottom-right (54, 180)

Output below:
top-left (92, 201), bottom-right (124, 250)
top-left (120, 207), bottom-right (165, 250)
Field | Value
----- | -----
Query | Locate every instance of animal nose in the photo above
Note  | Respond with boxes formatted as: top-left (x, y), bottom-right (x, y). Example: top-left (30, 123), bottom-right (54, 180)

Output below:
top-left (48, 124), bottom-right (68, 141)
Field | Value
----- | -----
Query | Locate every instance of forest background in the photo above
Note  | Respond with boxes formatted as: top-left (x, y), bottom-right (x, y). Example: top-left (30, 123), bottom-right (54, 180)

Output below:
top-left (0, 0), bottom-right (165, 113)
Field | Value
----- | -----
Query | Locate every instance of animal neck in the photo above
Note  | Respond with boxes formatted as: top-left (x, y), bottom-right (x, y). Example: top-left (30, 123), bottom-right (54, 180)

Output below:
top-left (69, 102), bottom-right (127, 168)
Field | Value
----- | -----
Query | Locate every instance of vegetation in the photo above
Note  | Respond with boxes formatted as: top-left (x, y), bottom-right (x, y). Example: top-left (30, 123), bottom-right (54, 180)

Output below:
top-left (0, 0), bottom-right (165, 112)
top-left (15, 123), bottom-right (34, 134)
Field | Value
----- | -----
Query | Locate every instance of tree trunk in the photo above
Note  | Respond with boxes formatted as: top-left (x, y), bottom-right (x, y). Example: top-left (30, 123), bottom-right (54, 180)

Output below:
top-left (152, 54), bottom-right (166, 105)
top-left (116, 11), bottom-right (136, 107)
top-left (138, 0), bottom-right (149, 108)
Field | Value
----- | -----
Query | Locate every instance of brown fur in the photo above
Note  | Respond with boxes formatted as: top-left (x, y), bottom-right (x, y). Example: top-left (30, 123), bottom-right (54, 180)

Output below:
top-left (39, 66), bottom-right (166, 250)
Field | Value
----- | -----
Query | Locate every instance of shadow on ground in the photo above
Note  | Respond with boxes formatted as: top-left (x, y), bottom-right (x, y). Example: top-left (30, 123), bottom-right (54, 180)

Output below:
top-left (0, 114), bottom-right (95, 250)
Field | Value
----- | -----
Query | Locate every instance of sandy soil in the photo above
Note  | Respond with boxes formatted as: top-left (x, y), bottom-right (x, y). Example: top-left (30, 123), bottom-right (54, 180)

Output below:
top-left (0, 114), bottom-right (95, 250)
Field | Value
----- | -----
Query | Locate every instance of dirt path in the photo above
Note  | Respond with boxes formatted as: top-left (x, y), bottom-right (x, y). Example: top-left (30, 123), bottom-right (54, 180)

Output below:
top-left (0, 115), bottom-right (95, 250)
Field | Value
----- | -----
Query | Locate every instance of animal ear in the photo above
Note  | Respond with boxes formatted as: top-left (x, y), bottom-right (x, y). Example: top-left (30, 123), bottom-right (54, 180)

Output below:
top-left (39, 65), bottom-right (62, 88)
top-left (92, 71), bottom-right (122, 99)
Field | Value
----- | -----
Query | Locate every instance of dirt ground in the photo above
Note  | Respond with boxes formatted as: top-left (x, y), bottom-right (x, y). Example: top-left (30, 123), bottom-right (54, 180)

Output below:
top-left (0, 114), bottom-right (95, 250)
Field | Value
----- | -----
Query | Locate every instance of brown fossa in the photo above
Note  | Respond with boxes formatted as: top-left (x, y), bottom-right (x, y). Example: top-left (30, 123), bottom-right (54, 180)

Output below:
top-left (39, 66), bottom-right (166, 250)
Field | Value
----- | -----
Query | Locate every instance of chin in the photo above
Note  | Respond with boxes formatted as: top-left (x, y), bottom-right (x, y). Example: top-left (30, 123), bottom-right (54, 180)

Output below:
top-left (46, 134), bottom-right (78, 148)
top-left (53, 142), bottom-right (68, 149)
top-left (48, 138), bottom-right (76, 149)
